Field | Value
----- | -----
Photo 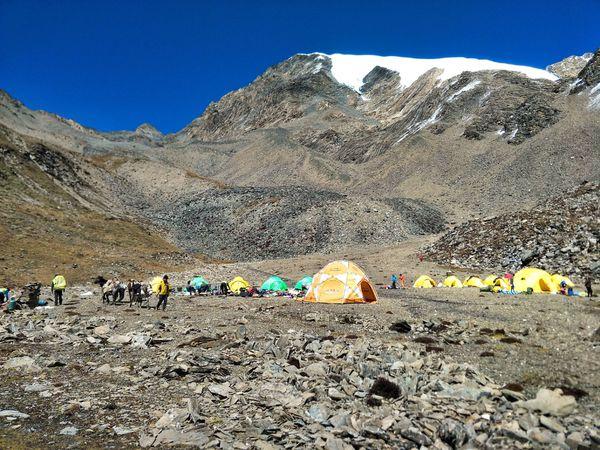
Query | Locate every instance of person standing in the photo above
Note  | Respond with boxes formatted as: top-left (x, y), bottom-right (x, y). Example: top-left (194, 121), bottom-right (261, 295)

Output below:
top-left (399, 273), bottom-right (406, 289)
top-left (390, 274), bottom-right (398, 289)
top-left (504, 272), bottom-right (514, 290)
top-left (585, 275), bottom-right (593, 298)
top-left (51, 274), bottom-right (67, 306)
top-left (156, 275), bottom-right (171, 311)
top-left (102, 279), bottom-right (114, 304)
top-left (220, 281), bottom-right (229, 296)
top-left (112, 279), bottom-right (126, 304)
top-left (127, 279), bottom-right (133, 303)
top-left (130, 280), bottom-right (142, 306)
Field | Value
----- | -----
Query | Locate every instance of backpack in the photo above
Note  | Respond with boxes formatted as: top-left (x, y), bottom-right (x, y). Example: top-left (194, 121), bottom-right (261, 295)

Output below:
top-left (53, 275), bottom-right (67, 290)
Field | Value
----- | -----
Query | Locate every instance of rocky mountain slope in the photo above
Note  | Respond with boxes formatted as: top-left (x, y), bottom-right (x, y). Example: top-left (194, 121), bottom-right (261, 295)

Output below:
top-left (1, 49), bottom-right (599, 266)
top-left (423, 182), bottom-right (599, 277)
top-left (159, 50), bottom-right (600, 217)
top-left (547, 52), bottom-right (593, 78)
top-left (0, 125), bottom-right (195, 285)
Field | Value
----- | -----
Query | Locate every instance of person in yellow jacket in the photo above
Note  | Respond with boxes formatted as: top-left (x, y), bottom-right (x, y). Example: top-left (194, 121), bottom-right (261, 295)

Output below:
top-left (51, 274), bottom-right (67, 306)
top-left (156, 275), bottom-right (171, 311)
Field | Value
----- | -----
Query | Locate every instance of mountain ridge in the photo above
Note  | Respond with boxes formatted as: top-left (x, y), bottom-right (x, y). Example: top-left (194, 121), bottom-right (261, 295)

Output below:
top-left (1, 49), bottom-right (599, 267)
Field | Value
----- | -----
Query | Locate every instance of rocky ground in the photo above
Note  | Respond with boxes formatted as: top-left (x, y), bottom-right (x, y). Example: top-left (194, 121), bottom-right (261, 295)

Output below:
top-left (126, 185), bottom-right (446, 261)
top-left (1, 278), bottom-right (598, 449)
top-left (423, 182), bottom-right (599, 278)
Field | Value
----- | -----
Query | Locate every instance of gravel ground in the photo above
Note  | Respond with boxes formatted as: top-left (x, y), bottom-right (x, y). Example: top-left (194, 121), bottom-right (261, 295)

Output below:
top-left (0, 283), bottom-right (598, 449)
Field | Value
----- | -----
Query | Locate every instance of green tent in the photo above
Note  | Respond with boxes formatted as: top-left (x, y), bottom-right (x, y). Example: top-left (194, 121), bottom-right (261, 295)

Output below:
top-left (295, 276), bottom-right (313, 290)
top-left (260, 276), bottom-right (288, 291)
top-left (190, 276), bottom-right (209, 289)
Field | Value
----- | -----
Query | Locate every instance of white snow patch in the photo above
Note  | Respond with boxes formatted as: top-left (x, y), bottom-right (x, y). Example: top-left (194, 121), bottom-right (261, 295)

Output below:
top-left (397, 106), bottom-right (443, 143)
top-left (447, 80), bottom-right (481, 102)
top-left (569, 78), bottom-right (582, 91)
top-left (590, 82), bottom-right (600, 95)
top-left (312, 53), bottom-right (557, 92)
top-left (479, 90), bottom-right (492, 106)
top-left (496, 129), bottom-right (505, 135)
top-left (508, 128), bottom-right (518, 139)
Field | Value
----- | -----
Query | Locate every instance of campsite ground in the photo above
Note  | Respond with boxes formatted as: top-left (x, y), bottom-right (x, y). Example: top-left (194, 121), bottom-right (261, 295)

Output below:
top-left (1, 241), bottom-right (599, 448)
top-left (0, 289), bottom-right (598, 448)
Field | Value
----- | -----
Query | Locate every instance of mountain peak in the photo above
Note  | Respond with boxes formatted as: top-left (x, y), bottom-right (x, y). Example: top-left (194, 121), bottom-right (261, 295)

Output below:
top-left (305, 53), bottom-right (557, 91)
top-left (547, 52), bottom-right (594, 78)
top-left (135, 123), bottom-right (162, 137)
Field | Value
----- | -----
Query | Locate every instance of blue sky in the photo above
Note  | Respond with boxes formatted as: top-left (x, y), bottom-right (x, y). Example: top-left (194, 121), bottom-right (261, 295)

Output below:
top-left (1, 0), bottom-right (598, 133)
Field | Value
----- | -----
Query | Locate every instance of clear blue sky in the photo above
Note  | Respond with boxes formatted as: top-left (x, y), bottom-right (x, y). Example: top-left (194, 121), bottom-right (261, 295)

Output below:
top-left (1, 0), bottom-right (598, 133)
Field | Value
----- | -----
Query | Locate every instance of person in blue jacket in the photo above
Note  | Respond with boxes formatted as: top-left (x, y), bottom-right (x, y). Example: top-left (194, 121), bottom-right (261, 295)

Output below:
top-left (390, 274), bottom-right (398, 289)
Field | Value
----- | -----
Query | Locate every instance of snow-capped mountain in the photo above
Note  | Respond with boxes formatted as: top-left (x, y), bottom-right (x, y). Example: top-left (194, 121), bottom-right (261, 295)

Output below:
top-left (313, 53), bottom-right (557, 92)
top-left (176, 51), bottom-right (569, 147)
top-left (0, 49), bottom-right (598, 261)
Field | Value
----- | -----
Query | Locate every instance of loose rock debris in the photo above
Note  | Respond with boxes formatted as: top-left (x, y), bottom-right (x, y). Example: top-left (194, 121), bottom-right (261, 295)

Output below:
top-left (0, 296), bottom-right (598, 449)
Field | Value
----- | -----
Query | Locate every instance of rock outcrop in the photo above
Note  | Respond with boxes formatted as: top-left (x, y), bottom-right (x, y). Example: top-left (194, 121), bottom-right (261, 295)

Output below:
top-left (547, 52), bottom-right (593, 78)
top-left (423, 182), bottom-right (599, 277)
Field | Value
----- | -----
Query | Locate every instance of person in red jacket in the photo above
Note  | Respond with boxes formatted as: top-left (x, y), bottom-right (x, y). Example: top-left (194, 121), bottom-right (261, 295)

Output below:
top-left (399, 273), bottom-right (406, 289)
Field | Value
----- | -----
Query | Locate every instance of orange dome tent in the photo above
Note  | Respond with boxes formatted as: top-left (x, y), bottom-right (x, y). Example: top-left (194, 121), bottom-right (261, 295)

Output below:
top-left (304, 260), bottom-right (377, 304)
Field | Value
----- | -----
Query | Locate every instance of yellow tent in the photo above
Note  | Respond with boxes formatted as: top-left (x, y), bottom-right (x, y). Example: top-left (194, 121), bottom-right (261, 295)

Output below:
top-left (443, 275), bottom-right (463, 288)
top-left (483, 275), bottom-right (498, 287)
top-left (229, 276), bottom-right (250, 294)
top-left (513, 268), bottom-right (557, 293)
top-left (414, 275), bottom-right (436, 289)
top-left (492, 277), bottom-right (512, 292)
top-left (463, 276), bottom-right (485, 288)
top-left (151, 276), bottom-right (163, 294)
top-left (304, 260), bottom-right (377, 304)
top-left (551, 274), bottom-right (575, 288)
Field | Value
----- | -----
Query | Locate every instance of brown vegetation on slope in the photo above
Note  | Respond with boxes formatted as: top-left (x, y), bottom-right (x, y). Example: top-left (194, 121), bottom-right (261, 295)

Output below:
top-left (0, 128), bottom-right (197, 286)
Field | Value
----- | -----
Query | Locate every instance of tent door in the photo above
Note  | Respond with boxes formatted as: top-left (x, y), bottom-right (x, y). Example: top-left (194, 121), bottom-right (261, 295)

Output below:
top-left (360, 280), bottom-right (376, 302)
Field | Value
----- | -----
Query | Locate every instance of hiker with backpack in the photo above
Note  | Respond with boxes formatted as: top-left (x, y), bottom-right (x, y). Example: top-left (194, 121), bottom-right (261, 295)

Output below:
top-left (102, 278), bottom-right (115, 304)
top-left (127, 279), bottom-right (134, 303)
top-left (51, 274), bottom-right (67, 306)
top-left (112, 279), bottom-right (126, 304)
top-left (130, 280), bottom-right (142, 306)
top-left (156, 275), bottom-right (171, 311)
